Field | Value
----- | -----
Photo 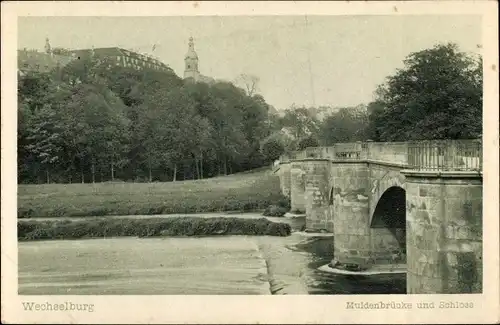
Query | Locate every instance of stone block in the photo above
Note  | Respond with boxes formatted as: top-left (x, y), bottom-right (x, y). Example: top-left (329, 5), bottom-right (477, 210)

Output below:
top-left (419, 185), bottom-right (441, 198)
top-left (347, 234), bottom-right (371, 250)
top-left (469, 186), bottom-right (483, 200)
top-left (420, 262), bottom-right (439, 278)
top-left (416, 210), bottom-right (431, 224)
top-left (420, 276), bottom-right (443, 293)
top-left (446, 252), bottom-right (458, 266)
top-left (445, 186), bottom-right (468, 200)
top-left (407, 273), bottom-right (421, 294)
top-left (406, 184), bottom-right (418, 197)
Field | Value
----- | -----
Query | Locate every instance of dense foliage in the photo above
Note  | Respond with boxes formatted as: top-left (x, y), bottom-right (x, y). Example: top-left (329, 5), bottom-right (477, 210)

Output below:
top-left (18, 55), bottom-right (279, 184)
top-left (18, 43), bottom-right (482, 184)
top-left (367, 43), bottom-right (482, 141)
top-left (18, 216), bottom-right (292, 240)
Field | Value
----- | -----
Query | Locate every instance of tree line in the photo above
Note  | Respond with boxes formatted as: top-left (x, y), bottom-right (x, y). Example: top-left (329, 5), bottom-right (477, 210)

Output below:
top-left (18, 54), bottom-right (280, 184)
top-left (18, 42), bottom-right (482, 184)
top-left (261, 43), bottom-right (482, 158)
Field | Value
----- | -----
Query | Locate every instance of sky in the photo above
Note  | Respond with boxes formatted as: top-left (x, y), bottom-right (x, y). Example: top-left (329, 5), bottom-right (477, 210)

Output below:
top-left (18, 15), bottom-right (481, 110)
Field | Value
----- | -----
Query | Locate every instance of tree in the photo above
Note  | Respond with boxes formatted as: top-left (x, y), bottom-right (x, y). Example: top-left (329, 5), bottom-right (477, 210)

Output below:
top-left (319, 106), bottom-right (370, 145)
top-left (261, 137), bottom-right (285, 163)
top-left (51, 47), bottom-right (72, 56)
top-left (281, 106), bottom-right (320, 140)
top-left (235, 74), bottom-right (260, 96)
top-left (296, 135), bottom-right (319, 151)
top-left (368, 43), bottom-right (482, 141)
top-left (25, 103), bottom-right (65, 183)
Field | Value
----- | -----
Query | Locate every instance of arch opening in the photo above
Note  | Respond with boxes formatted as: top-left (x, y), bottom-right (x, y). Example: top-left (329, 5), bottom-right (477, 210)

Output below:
top-left (371, 186), bottom-right (406, 229)
top-left (370, 186), bottom-right (406, 263)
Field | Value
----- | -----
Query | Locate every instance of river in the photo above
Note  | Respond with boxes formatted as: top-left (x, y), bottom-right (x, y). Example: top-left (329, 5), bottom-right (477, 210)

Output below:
top-left (18, 214), bottom-right (406, 295)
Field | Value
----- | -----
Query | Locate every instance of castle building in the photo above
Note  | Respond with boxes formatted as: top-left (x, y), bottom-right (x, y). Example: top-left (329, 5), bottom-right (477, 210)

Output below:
top-left (69, 47), bottom-right (173, 73)
top-left (18, 38), bottom-right (174, 76)
top-left (18, 38), bottom-right (75, 76)
top-left (183, 37), bottom-right (215, 84)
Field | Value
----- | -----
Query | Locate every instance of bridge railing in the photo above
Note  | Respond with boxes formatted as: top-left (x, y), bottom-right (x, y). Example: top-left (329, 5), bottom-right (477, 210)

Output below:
top-left (407, 140), bottom-right (482, 171)
top-left (366, 142), bottom-right (409, 165)
top-left (279, 139), bottom-right (482, 172)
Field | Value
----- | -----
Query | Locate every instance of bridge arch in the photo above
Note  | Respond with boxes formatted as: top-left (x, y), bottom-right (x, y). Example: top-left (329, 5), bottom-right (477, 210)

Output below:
top-left (370, 185), bottom-right (406, 263)
top-left (369, 171), bottom-right (405, 225)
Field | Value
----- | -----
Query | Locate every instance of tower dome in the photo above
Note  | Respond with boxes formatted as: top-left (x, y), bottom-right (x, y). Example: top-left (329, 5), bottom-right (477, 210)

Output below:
top-left (185, 37), bottom-right (198, 60)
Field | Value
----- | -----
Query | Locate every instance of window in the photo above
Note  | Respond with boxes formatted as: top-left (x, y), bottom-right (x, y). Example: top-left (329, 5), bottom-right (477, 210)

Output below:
top-left (187, 64), bottom-right (191, 69)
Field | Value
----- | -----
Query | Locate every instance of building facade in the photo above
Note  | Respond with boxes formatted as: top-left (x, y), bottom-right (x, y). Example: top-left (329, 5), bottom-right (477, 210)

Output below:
top-left (18, 38), bottom-right (173, 76)
top-left (69, 47), bottom-right (173, 73)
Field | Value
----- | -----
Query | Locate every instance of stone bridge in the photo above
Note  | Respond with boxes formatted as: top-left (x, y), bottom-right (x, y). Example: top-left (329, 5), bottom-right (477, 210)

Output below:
top-left (277, 139), bottom-right (483, 294)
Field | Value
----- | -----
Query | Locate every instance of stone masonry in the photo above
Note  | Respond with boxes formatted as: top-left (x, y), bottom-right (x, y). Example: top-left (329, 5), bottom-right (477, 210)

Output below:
top-left (304, 159), bottom-right (332, 231)
top-left (278, 140), bottom-right (482, 294)
top-left (403, 171), bottom-right (482, 294)
top-left (290, 162), bottom-right (306, 213)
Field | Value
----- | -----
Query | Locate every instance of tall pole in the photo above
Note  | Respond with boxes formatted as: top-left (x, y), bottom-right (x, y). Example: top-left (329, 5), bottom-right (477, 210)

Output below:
top-left (304, 15), bottom-right (316, 107)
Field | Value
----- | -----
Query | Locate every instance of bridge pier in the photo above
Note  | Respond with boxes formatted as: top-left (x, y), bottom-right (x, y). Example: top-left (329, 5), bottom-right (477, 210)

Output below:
top-left (403, 170), bottom-right (482, 294)
top-left (304, 160), bottom-right (332, 232)
top-left (290, 162), bottom-right (306, 213)
top-left (331, 163), bottom-right (372, 265)
top-left (278, 162), bottom-right (291, 198)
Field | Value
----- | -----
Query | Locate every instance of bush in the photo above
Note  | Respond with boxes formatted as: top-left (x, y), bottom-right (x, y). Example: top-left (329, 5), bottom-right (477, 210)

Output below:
top-left (263, 205), bottom-right (288, 217)
top-left (17, 216), bottom-right (292, 241)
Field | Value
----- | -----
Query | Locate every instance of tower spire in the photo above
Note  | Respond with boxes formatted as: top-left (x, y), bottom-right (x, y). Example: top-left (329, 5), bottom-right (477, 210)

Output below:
top-left (44, 37), bottom-right (51, 54)
top-left (184, 36), bottom-right (199, 81)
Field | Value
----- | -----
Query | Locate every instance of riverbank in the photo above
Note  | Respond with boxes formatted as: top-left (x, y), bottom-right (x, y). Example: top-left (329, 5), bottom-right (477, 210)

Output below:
top-left (18, 216), bottom-right (292, 241)
top-left (18, 168), bottom-right (289, 219)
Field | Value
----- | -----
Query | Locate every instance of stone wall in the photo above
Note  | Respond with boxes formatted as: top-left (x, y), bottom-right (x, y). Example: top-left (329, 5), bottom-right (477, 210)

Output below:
top-left (304, 160), bottom-right (332, 232)
top-left (367, 142), bottom-right (409, 164)
top-left (404, 171), bottom-right (482, 294)
top-left (331, 163), bottom-right (371, 265)
top-left (278, 162), bottom-right (291, 198)
top-left (370, 228), bottom-right (406, 263)
top-left (290, 162), bottom-right (306, 213)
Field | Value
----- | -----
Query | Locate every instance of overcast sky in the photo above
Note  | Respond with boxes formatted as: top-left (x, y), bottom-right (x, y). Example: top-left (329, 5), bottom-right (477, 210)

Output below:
top-left (18, 15), bottom-right (481, 110)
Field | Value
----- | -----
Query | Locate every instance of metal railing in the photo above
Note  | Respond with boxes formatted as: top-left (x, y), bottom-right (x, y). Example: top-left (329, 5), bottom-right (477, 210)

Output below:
top-left (407, 140), bottom-right (482, 171)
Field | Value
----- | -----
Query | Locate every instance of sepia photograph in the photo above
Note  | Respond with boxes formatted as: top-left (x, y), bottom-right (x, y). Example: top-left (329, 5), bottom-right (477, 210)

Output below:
top-left (2, 1), bottom-right (499, 324)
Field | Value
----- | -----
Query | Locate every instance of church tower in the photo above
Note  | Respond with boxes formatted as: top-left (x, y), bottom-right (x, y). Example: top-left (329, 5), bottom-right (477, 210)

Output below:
top-left (44, 37), bottom-right (52, 55)
top-left (184, 37), bottom-right (199, 81)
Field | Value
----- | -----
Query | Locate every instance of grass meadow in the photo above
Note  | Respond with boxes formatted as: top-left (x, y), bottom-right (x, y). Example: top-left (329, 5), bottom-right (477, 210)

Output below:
top-left (18, 167), bottom-right (289, 219)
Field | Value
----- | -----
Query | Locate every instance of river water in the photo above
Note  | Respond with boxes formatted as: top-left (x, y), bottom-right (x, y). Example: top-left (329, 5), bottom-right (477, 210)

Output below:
top-left (18, 214), bottom-right (406, 295)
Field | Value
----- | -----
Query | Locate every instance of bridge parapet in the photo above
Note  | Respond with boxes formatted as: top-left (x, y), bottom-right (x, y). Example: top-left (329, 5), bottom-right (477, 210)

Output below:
top-left (367, 142), bottom-right (409, 165)
top-left (279, 139), bottom-right (482, 172)
top-left (407, 139), bottom-right (482, 171)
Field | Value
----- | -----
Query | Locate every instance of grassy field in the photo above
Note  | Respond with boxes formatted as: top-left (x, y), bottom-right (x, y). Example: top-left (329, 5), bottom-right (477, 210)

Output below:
top-left (18, 167), bottom-right (289, 218)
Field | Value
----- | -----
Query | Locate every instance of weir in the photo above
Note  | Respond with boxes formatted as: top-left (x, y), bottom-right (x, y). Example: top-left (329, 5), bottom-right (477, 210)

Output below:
top-left (277, 139), bottom-right (483, 294)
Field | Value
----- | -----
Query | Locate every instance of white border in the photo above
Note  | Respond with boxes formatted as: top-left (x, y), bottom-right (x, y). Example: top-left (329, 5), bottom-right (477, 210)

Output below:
top-left (2, 1), bottom-right (499, 324)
